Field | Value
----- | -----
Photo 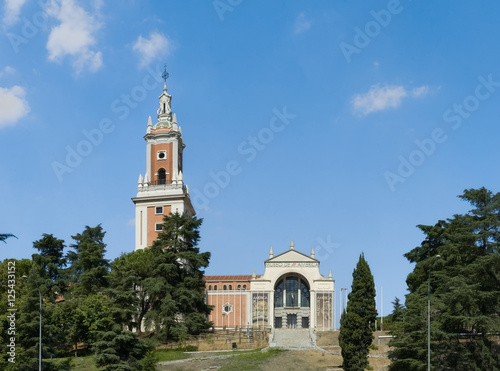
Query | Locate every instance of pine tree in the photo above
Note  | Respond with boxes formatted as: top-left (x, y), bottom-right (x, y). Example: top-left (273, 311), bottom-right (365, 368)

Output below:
top-left (0, 233), bottom-right (17, 243)
top-left (146, 212), bottom-right (212, 342)
top-left (67, 225), bottom-right (110, 297)
top-left (32, 233), bottom-right (67, 301)
top-left (390, 297), bottom-right (404, 323)
top-left (16, 265), bottom-right (61, 370)
top-left (93, 317), bottom-right (151, 371)
top-left (389, 187), bottom-right (500, 370)
top-left (339, 253), bottom-right (377, 371)
top-left (109, 249), bottom-right (156, 333)
top-left (15, 234), bottom-right (72, 369)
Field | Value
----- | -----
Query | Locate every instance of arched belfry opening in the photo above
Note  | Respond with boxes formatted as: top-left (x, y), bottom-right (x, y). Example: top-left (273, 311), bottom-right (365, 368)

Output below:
top-left (157, 168), bottom-right (166, 185)
top-left (274, 274), bottom-right (310, 329)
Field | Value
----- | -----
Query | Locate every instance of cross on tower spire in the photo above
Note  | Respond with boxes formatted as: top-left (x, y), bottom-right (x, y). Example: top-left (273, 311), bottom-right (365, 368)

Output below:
top-left (162, 63), bottom-right (169, 89)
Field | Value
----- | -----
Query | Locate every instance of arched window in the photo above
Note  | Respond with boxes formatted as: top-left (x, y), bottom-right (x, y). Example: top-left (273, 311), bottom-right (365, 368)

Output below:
top-left (275, 280), bottom-right (284, 307)
top-left (158, 168), bottom-right (166, 184)
top-left (223, 285), bottom-right (227, 290)
top-left (243, 285), bottom-right (247, 290)
top-left (237, 285), bottom-right (241, 289)
top-left (274, 276), bottom-right (310, 308)
top-left (229, 285), bottom-right (232, 290)
top-left (214, 285), bottom-right (217, 291)
top-left (300, 281), bottom-right (310, 307)
top-left (286, 277), bottom-right (299, 307)
top-left (208, 285), bottom-right (212, 291)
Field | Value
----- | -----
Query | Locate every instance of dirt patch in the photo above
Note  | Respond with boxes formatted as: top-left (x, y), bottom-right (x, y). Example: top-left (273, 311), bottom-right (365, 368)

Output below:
top-left (158, 348), bottom-right (390, 371)
top-left (159, 330), bottom-right (392, 370)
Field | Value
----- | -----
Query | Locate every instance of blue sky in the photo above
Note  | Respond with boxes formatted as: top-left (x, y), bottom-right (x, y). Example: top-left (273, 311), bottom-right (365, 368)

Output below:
top-left (1, 0), bottom-right (500, 324)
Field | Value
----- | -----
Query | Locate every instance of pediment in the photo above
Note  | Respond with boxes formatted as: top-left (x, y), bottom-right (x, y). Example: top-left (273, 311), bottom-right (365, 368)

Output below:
top-left (265, 249), bottom-right (318, 263)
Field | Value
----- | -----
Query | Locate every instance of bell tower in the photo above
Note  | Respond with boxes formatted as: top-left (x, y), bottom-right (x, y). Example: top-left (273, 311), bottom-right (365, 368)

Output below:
top-left (132, 65), bottom-right (195, 250)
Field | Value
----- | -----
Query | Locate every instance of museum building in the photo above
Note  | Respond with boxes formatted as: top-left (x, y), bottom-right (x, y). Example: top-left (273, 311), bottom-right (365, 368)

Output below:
top-left (133, 70), bottom-right (335, 331)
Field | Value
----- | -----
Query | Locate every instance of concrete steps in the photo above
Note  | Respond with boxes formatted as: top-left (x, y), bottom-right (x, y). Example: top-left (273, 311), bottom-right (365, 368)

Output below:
top-left (270, 329), bottom-right (316, 349)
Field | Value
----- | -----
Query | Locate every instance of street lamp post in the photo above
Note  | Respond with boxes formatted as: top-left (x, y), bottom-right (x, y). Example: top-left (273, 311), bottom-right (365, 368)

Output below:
top-left (427, 255), bottom-right (440, 371)
top-left (343, 287), bottom-right (348, 312)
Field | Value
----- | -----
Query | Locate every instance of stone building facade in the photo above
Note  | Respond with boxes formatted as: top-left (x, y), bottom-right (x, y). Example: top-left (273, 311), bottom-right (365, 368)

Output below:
top-left (133, 70), bottom-right (335, 331)
top-left (205, 241), bottom-right (335, 330)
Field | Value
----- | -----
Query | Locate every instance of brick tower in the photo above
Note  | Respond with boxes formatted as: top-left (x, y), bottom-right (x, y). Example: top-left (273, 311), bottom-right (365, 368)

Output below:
top-left (132, 67), bottom-right (195, 250)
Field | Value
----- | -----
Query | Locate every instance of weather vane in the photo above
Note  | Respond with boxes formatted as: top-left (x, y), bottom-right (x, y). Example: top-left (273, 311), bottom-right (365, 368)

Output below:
top-left (162, 63), bottom-right (169, 83)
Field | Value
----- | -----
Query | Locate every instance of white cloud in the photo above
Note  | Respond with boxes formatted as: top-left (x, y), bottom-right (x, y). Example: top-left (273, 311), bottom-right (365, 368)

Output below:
top-left (2, 0), bottom-right (27, 27)
top-left (0, 66), bottom-right (16, 78)
top-left (294, 12), bottom-right (312, 34)
top-left (411, 85), bottom-right (430, 97)
top-left (46, 0), bottom-right (102, 74)
top-left (0, 86), bottom-right (30, 128)
top-left (133, 32), bottom-right (171, 68)
top-left (352, 84), bottom-right (430, 116)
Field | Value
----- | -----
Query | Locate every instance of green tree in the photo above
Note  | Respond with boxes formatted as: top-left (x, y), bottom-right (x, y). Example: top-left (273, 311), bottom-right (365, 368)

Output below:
top-left (390, 297), bottom-right (404, 323)
top-left (14, 234), bottom-right (73, 369)
top-left (146, 212), bottom-right (212, 342)
top-left (0, 259), bottom-right (32, 370)
top-left (109, 249), bottom-right (156, 333)
top-left (55, 292), bottom-right (113, 356)
top-left (93, 317), bottom-right (151, 371)
top-left (0, 234), bottom-right (17, 243)
top-left (32, 233), bottom-right (68, 301)
top-left (339, 253), bottom-right (377, 371)
top-left (16, 265), bottom-right (62, 370)
top-left (67, 225), bottom-right (110, 297)
top-left (389, 187), bottom-right (500, 370)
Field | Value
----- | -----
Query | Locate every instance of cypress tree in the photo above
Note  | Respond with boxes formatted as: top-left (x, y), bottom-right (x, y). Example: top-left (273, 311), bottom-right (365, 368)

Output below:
top-left (339, 253), bottom-right (377, 371)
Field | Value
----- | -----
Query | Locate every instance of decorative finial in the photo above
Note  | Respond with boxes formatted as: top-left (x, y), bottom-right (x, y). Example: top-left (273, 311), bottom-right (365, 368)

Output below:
top-left (311, 246), bottom-right (315, 258)
top-left (252, 270), bottom-right (256, 279)
top-left (328, 270), bottom-right (332, 279)
top-left (290, 239), bottom-right (294, 250)
top-left (162, 63), bottom-right (169, 83)
top-left (269, 246), bottom-right (273, 258)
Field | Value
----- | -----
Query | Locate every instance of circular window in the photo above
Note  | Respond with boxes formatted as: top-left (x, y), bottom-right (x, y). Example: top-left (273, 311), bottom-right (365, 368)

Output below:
top-left (158, 151), bottom-right (166, 159)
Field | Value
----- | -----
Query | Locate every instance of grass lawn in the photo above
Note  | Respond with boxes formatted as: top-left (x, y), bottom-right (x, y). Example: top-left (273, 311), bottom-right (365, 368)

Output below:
top-left (158, 349), bottom-right (285, 371)
top-left (69, 356), bottom-right (100, 371)
top-left (154, 349), bottom-right (190, 362)
top-left (218, 349), bottom-right (284, 371)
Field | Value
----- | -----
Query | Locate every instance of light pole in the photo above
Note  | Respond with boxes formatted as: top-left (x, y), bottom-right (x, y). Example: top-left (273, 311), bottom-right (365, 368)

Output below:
top-left (427, 255), bottom-right (440, 371)
top-left (343, 288), bottom-right (348, 312)
top-left (339, 288), bottom-right (343, 319)
top-left (23, 275), bottom-right (41, 371)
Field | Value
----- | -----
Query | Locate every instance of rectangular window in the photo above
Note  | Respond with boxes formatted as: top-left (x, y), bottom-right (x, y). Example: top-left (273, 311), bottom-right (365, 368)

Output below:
top-left (155, 206), bottom-right (163, 214)
top-left (155, 223), bottom-right (164, 232)
top-left (286, 277), bottom-right (299, 307)
top-left (274, 317), bottom-right (282, 328)
top-left (302, 317), bottom-right (309, 328)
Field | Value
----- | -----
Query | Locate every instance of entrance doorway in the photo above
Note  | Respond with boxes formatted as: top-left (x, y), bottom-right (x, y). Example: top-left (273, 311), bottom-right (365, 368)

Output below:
top-left (274, 275), bottom-right (310, 329)
top-left (287, 314), bottom-right (297, 328)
